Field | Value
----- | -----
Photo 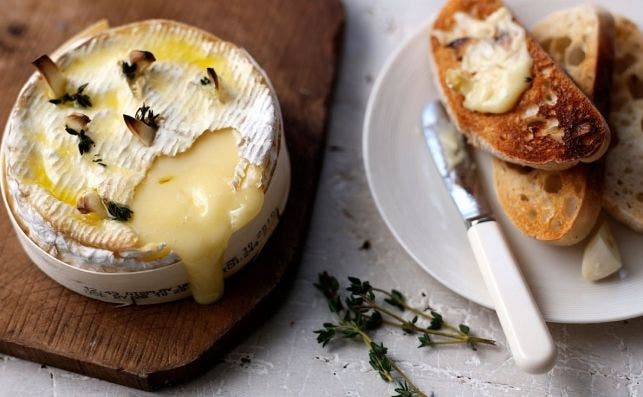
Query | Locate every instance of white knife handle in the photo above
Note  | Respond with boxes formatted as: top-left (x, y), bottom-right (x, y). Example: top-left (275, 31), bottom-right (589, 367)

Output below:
top-left (467, 220), bottom-right (556, 374)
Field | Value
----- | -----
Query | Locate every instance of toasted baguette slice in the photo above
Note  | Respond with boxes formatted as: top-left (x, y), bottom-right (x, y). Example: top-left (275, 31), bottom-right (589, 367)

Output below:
top-left (430, 0), bottom-right (610, 170)
top-left (603, 16), bottom-right (643, 232)
top-left (492, 5), bottom-right (614, 245)
top-left (493, 160), bottom-right (602, 245)
top-left (532, 5), bottom-right (615, 115)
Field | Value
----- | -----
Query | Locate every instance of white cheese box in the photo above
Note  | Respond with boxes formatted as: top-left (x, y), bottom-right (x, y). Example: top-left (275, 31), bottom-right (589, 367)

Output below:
top-left (0, 20), bottom-right (290, 304)
top-left (1, 137), bottom-right (289, 304)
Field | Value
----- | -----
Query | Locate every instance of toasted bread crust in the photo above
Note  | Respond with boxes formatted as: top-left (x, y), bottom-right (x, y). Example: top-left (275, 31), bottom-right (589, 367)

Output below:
top-left (531, 5), bottom-right (615, 115)
top-left (491, 4), bottom-right (614, 244)
top-left (493, 159), bottom-right (602, 245)
top-left (603, 16), bottom-right (643, 232)
top-left (593, 8), bottom-right (616, 116)
top-left (430, 0), bottom-right (611, 170)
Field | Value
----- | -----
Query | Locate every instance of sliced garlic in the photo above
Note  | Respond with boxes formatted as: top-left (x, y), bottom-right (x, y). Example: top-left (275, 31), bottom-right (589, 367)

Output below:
top-left (127, 50), bottom-right (156, 76)
top-left (77, 190), bottom-right (108, 218)
top-left (64, 113), bottom-right (91, 131)
top-left (582, 221), bottom-right (623, 281)
top-left (123, 114), bottom-right (156, 146)
top-left (207, 67), bottom-right (220, 90)
top-left (32, 55), bottom-right (67, 98)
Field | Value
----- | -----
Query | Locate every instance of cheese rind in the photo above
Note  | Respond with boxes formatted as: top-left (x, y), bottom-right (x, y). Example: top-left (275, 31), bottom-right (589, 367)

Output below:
top-left (3, 20), bottom-right (282, 275)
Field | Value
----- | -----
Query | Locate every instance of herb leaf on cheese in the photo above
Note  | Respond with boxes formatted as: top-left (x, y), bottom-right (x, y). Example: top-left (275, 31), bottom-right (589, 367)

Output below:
top-left (122, 61), bottom-right (137, 80)
top-left (49, 83), bottom-right (92, 108)
top-left (135, 103), bottom-right (160, 129)
top-left (65, 126), bottom-right (95, 155)
top-left (92, 154), bottom-right (107, 167)
top-left (106, 201), bottom-right (133, 222)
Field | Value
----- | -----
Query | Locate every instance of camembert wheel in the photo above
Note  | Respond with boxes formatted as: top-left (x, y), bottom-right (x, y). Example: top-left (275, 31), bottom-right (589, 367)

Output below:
top-left (1, 20), bottom-right (286, 304)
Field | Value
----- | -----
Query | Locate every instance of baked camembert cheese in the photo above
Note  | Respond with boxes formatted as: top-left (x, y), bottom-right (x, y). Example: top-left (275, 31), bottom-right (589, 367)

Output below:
top-left (2, 20), bottom-right (284, 304)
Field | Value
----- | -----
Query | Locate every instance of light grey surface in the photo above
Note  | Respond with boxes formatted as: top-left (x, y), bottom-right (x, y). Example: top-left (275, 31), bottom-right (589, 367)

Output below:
top-left (1, 1), bottom-right (642, 396)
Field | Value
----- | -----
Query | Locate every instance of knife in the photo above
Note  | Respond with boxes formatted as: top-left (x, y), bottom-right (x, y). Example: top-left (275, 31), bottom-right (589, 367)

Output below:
top-left (421, 100), bottom-right (556, 374)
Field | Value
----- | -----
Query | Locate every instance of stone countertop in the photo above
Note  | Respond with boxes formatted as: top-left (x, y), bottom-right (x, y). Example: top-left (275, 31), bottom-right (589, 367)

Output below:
top-left (1, 1), bottom-right (642, 396)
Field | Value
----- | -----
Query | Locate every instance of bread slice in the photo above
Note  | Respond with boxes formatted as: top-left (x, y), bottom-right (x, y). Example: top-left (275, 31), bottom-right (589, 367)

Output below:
top-left (532, 5), bottom-right (615, 115)
top-left (603, 16), bottom-right (643, 232)
top-left (492, 5), bottom-right (614, 245)
top-left (429, 0), bottom-right (611, 170)
top-left (493, 159), bottom-right (602, 245)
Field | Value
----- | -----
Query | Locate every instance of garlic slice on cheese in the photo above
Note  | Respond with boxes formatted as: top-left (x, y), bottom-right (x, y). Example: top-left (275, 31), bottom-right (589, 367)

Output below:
top-left (3, 20), bottom-right (282, 303)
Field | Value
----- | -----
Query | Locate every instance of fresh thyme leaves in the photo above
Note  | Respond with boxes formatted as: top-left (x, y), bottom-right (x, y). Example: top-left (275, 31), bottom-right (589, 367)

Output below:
top-left (92, 154), bottom-right (107, 167)
top-left (417, 333), bottom-right (433, 348)
top-left (135, 103), bottom-right (160, 129)
top-left (393, 381), bottom-right (418, 397)
top-left (106, 201), bottom-right (133, 221)
top-left (65, 126), bottom-right (95, 155)
top-left (77, 133), bottom-right (94, 154)
top-left (50, 83), bottom-right (92, 108)
top-left (122, 61), bottom-right (137, 80)
top-left (427, 311), bottom-right (443, 330)
top-left (384, 289), bottom-right (406, 311)
top-left (200, 76), bottom-right (211, 85)
top-left (369, 342), bottom-right (394, 381)
top-left (315, 272), bottom-right (496, 397)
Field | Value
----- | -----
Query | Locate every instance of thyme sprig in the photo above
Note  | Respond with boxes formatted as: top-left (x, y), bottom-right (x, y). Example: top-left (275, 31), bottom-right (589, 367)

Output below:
top-left (50, 83), bottom-right (92, 108)
top-left (106, 201), bottom-right (133, 222)
top-left (65, 125), bottom-right (95, 155)
top-left (92, 154), bottom-right (107, 167)
top-left (135, 103), bottom-right (160, 129)
top-left (314, 272), bottom-right (495, 397)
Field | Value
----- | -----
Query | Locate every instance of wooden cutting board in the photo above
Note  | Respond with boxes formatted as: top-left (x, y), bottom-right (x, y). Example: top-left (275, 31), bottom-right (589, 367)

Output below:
top-left (0, 0), bottom-right (343, 390)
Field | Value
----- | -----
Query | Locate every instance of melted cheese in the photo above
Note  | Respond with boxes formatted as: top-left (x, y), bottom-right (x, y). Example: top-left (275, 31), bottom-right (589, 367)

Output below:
top-left (3, 21), bottom-right (280, 289)
top-left (130, 129), bottom-right (263, 303)
top-left (436, 7), bottom-right (533, 113)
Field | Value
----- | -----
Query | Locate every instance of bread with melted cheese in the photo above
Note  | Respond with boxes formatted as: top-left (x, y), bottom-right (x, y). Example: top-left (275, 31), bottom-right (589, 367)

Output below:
top-left (492, 5), bottom-right (614, 245)
top-left (429, 0), bottom-right (611, 170)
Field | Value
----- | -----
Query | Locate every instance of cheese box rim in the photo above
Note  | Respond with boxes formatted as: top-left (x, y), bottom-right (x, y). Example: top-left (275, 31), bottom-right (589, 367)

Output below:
top-left (0, 18), bottom-right (286, 279)
top-left (0, 151), bottom-right (174, 277)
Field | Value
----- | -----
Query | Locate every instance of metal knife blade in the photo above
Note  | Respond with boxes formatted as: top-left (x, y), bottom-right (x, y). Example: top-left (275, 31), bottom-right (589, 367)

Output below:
top-left (421, 100), bottom-right (492, 226)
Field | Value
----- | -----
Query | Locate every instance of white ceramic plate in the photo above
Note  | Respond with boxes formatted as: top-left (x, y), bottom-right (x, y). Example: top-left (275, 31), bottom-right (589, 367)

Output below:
top-left (363, 0), bottom-right (643, 323)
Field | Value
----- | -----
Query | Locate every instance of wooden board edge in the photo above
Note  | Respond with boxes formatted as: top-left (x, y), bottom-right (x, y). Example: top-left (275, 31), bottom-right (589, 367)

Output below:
top-left (0, 2), bottom-right (346, 390)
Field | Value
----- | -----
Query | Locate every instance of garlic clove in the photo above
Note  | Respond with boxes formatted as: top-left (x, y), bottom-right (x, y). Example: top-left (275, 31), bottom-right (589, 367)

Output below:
top-left (77, 190), bottom-right (108, 218)
top-left (207, 67), bottom-right (220, 89)
top-left (129, 50), bottom-right (156, 73)
top-left (32, 55), bottom-right (67, 98)
top-left (123, 114), bottom-right (157, 146)
top-left (64, 113), bottom-right (91, 132)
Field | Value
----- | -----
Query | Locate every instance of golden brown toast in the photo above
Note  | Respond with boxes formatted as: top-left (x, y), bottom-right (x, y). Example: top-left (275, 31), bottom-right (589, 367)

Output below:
top-left (492, 5), bottom-right (614, 245)
top-left (532, 5), bottom-right (615, 115)
top-left (430, 0), bottom-right (611, 170)
top-left (493, 160), bottom-right (602, 245)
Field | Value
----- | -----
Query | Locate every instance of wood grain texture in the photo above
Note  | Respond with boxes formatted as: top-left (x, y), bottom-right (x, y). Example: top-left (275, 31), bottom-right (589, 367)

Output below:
top-left (0, 0), bottom-right (344, 390)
